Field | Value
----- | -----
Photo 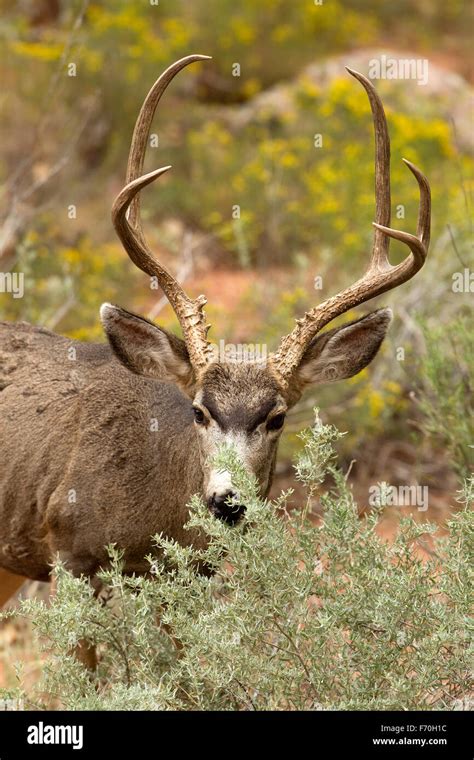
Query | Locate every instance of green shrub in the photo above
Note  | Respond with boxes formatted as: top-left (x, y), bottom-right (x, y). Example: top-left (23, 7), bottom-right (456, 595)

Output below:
top-left (415, 313), bottom-right (473, 477)
top-left (2, 413), bottom-right (472, 711)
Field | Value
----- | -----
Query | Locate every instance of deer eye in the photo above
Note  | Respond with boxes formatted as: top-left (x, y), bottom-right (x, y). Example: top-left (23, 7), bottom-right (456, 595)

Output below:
top-left (267, 413), bottom-right (285, 432)
top-left (193, 407), bottom-right (205, 424)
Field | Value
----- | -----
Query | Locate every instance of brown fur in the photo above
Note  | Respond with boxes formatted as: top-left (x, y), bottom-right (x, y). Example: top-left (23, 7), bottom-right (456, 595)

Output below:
top-left (0, 568), bottom-right (26, 607)
top-left (0, 306), bottom-right (391, 592)
top-left (0, 321), bottom-right (205, 582)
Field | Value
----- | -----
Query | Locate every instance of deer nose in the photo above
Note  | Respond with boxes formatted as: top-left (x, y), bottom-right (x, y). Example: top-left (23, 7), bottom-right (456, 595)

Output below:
top-left (208, 490), bottom-right (246, 526)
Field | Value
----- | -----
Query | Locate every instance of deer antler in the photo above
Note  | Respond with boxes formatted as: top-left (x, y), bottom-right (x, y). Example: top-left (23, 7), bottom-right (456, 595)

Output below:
top-left (270, 68), bottom-right (431, 386)
top-left (112, 54), bottom-right (214, 373)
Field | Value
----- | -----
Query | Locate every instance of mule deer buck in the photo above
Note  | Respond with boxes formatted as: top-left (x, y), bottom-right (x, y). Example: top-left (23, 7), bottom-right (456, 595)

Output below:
top-left (0, 55), bottom-right (430, 610)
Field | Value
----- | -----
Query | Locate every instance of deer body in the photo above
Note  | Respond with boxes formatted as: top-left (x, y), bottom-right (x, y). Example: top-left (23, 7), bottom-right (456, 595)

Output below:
top-left (0, 55), bottom-right (431, 608)
top-left (0, 320), bottom-right (204, 581)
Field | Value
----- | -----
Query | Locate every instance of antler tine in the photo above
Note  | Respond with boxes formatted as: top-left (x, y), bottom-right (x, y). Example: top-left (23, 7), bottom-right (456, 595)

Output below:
top-left (346, 68), bottom-right (391, 271)
top-left (112, 55), bottom-right (214, 373)
top-left (270, 69), bottom-right (431, 387)
top-left (126, 54), bottom-right (211, 241)
top-left (401, 158), bottom-right (431, 249)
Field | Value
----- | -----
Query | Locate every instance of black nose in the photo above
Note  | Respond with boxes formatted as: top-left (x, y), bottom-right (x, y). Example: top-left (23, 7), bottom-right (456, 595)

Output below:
top-left (208, 491), bottom-right (246, 525)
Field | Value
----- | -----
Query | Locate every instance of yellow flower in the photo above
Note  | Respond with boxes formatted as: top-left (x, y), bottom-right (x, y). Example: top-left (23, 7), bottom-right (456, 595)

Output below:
top-left (272, 25), bottom-right (292, 44)
top-left (243, 78), bottom-right (261, 98)
top-left (61, 248), bottom-right (81, 265)
top-left (11, 41), bottom-right (63, 62)
top-left (300, 78), bottom-right (321, 99)
top-left (232, 175), bottom-right (245, 193)
top-left (230, 18), bottom-right (257, 45)
top-left (162, 17), bottom-right (192, 47)
top-left (383, 380), bottom-right (402, 395)
top-left (205, 211), bottom-right (223, 226)
top-left (369, 391), bottom-right (384, 419)
top-left (281, 152), bottom-right (298, 168)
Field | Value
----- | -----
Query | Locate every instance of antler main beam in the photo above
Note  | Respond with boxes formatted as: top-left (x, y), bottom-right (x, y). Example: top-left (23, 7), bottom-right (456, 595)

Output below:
top-left (112, 54), bottom-right (214, 373)
top-left (270, 68), bottom-right (431, 386)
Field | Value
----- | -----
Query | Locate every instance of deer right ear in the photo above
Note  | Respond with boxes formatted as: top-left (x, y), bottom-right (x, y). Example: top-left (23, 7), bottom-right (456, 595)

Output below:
top-left (100, 303), bottom-right (195, 395)
top-left (291, 308), bottom-right (392, 393)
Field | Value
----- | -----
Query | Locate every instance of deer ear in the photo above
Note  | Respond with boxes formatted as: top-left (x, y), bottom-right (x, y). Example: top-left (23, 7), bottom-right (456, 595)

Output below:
top-left (295, 308), bottom-right (392, 389)
top-left (100, 303), bottom-right (195, 395)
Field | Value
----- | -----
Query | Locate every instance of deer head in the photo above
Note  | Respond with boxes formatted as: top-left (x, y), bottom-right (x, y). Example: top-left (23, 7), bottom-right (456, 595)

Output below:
top-left (101, 55), bottom-right (430, 524)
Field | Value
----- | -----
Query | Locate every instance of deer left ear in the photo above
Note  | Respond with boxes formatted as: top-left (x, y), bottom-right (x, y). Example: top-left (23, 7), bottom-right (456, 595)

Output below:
top-left (100, 303), bottom-right (196, 396)
top-left (294, 308), bottom-right (392, 389)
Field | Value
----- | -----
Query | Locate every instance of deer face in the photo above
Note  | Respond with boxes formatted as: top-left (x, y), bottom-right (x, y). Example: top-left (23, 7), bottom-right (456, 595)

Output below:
top-left (101, 304), bottom-right (392, 523)
top-left (192, 362), bottom-right (286, 523)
